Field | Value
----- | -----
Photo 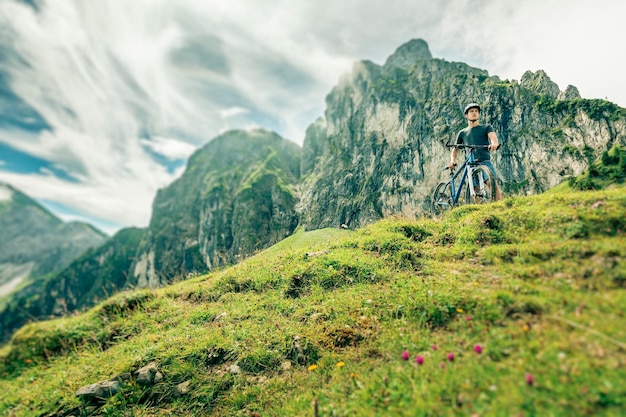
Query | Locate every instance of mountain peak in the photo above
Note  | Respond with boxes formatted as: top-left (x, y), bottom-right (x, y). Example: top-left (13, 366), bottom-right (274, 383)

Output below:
top-left (520, 69), bottom-right (560, 99)
top-left (384, 38), bottom-right (432, 69)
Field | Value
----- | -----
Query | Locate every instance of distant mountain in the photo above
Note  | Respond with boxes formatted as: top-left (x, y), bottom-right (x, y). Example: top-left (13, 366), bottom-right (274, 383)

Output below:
top-left (0, 226), bottom-right (145, 344)
top-left (0, 183), bottom-right (106, 299)
top-left (0, 129), bottom-right (301, 342)
top-left (131, 128), bottom-right (301, 288)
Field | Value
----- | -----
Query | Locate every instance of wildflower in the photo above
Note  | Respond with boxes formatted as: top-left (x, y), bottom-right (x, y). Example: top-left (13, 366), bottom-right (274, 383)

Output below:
top-left (439, 363), bottom-right (446, 369)
top-left (25, 358), bottom-right (32, 364)
top-left (415, 355), bottom-right (424, 365)
top-left (525, 373), bottom-right (535, 386)
top-left (473, 344), bottom-right (483, 354)
top-left (336, 362), bottom-right (345, 368)
top-left (401, 350), bottom-right (409, 361)
top-left (457, 308), bottom-right (464, 313)
top-left (431, 344), bottom-right (438, 351)
top-left (447, 353), bottom-right (455, 362)
top-left (465, 316), bottom-right (472, 322)
top-left (308, 364), bottom-right (318, 371)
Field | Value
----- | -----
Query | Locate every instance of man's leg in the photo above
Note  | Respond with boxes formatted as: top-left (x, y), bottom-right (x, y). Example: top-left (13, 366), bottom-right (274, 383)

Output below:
top-left (480, 161), bottom-right (502, 201)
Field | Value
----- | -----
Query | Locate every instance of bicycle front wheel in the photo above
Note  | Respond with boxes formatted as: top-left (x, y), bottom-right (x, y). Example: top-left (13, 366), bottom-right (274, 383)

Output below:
top-left (465, 165), bottom-right (496, 204)
top-left (432, 182), bottom-right (453, 216)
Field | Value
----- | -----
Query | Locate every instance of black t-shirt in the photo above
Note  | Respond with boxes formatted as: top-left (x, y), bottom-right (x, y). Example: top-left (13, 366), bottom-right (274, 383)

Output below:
top-left (455, 124), bottom-right (494, 162)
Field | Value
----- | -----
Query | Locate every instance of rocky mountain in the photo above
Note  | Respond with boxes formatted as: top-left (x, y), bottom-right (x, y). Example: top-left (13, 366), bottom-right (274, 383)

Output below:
top-left (0, 183), bottom-right (106, 299)
top-left (297, 39), bottom-right (626, 229)
top-left (131, 128), bottom-right (301, 288)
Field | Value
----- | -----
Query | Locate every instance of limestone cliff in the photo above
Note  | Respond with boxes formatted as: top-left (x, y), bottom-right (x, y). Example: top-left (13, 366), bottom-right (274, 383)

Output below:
top-left (298, 39), bottom-right (626, 229)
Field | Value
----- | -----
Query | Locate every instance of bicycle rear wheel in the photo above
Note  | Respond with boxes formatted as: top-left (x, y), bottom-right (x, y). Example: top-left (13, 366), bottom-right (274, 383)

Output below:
top-left (465, 165), bottom-right (496, 204)
top-left (432, 182), bottom-right (453, 216)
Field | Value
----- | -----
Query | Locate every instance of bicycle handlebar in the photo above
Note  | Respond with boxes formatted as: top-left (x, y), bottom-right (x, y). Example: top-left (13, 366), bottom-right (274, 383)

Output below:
top-left (445, 140), bottom-right (501, 150)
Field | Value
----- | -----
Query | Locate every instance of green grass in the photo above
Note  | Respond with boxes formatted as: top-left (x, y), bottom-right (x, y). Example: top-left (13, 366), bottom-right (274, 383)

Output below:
top-left (1, 186), bottom-right (625, 416)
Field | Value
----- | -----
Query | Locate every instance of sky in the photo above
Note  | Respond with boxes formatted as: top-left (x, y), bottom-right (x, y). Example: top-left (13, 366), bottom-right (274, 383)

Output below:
top-left (0, 0), bottom-right (624, 235)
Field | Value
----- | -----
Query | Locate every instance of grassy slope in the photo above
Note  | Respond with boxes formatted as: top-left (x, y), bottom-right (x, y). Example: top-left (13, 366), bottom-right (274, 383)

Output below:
top-left (0, 186), bottom-right (625, 416)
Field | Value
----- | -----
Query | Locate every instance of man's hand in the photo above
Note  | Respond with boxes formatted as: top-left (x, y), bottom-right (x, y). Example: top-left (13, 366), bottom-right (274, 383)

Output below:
top-left (448, 161), bottom-right (457, 170)
top-left (487, 131), bottom-right (499, 151)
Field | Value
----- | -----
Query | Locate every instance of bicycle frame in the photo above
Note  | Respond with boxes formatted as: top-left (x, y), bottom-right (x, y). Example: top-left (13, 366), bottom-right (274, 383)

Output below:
top-left (432, 143), bottom-right (496, 214)
top-left (446, 152), bottom-right (484, 205)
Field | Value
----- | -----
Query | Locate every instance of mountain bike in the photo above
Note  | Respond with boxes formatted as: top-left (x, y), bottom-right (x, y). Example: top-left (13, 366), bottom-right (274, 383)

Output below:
top-left (432, 142), bottom-right (501, 216)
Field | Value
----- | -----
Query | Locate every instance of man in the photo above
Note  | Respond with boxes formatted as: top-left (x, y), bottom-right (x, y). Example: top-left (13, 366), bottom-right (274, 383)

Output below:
top-left (448, 103), bottom-right (502, 200)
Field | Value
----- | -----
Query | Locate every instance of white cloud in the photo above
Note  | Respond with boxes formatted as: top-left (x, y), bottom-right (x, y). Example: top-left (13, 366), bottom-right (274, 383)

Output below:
top-left (141, 136), bottom-right (197, 160)
top-left (0, 0), bottom-right (624, 231)
top-left (0, 167), bottom-right (161, 231)
top-left (220, 106), bottom-right (250, 119)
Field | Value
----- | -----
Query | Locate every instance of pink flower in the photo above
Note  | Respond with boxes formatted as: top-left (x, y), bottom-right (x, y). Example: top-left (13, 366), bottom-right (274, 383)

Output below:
top-left (447, 353), bottom-right (455, 362)
top-left (465, 316), bottom-right (472, 321)
top-left (439, 362), bottom-right (446, 369)
top-left (473, 344), bottom-right (483, 354)
top-left (415, 355), bottom-right (424, 365)
top-left (401, 350), bottom-right (409, 361)
top-left (431, 344), bottom-right (438, 351)
top-left (525, 373), bottom-right (535, 386)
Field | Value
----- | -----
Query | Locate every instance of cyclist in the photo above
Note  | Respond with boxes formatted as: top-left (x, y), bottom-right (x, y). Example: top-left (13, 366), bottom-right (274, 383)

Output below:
top-left (448, 103), bottom-right (502, 200)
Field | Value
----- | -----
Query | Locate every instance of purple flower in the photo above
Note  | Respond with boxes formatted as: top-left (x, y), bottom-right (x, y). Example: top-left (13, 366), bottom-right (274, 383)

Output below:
top-left (439, 362), bottom-right (446, 369)
top-left (431, 344), bottom-right (438, 351)
top-left (401, 350), bottom-right (409, 361)
top-left (447, 353), bottom-right (455, 362)
top-left (473, 344), bottom-right (483, 354)
top-left (415, 355), bottom-right (424, 365)
top-left (525, 373), bottom-right (535, 386)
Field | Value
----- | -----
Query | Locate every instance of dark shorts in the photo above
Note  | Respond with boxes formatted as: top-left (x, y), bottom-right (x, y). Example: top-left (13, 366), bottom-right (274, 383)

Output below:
top-left (478, 160), bottom-right (498, 180)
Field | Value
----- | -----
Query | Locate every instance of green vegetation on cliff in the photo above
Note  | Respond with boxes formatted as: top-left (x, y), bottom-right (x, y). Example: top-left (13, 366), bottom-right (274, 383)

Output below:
top-left (135, 128), bottom-right (301, 286)
top-left (569, 144), bottom-right (626, 190)
top-left (1, 183), bottom-right (624, 416)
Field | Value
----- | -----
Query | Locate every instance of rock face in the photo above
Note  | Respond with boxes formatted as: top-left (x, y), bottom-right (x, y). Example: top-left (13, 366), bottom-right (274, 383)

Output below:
top-left (297, 39), bottom-right (626, 230)
top-left (131, 129), bottom-right (301, 288)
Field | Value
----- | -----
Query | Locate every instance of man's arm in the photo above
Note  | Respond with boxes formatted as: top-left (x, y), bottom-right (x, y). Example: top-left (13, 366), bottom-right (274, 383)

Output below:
top-left (448, 147), bottom-right (458, 169)
top-left (488, 131), bottom-right (499, 151)
top-left (449, 131), bottom-right (462, 169)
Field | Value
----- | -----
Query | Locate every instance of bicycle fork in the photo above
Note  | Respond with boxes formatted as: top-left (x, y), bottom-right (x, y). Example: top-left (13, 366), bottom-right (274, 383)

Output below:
top-left (467, 165), bottom-right (486, 199)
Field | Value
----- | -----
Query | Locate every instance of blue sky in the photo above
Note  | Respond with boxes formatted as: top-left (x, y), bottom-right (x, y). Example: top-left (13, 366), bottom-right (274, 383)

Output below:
top-left (0, 0), bottom-right (624, 235)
